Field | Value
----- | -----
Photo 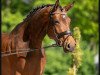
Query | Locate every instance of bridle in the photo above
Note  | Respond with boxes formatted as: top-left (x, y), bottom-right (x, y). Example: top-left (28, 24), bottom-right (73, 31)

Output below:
top-left (49, 12), bottom-right (72, 45)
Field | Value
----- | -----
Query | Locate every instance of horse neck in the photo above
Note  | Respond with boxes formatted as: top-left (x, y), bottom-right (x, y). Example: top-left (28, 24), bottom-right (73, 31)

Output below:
top-left (28, 8), bottom-right (51, 49)
top-left (10, 6), bottom-right (51, 49)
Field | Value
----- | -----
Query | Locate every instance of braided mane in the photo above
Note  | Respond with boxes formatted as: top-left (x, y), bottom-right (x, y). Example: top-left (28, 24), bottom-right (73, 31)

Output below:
top-left (23, 4), bottom-right (54, 21)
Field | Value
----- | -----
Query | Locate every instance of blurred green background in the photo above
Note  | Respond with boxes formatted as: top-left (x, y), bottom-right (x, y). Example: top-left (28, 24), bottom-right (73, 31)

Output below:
top-left (2, 0), bottom-right (99, 75)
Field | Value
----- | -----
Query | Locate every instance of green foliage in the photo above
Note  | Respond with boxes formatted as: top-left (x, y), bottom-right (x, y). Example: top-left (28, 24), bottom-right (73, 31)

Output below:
top-left (44, 48), bottom-right (73, 75)
top-left (77, 50), bottom-right (96, 75)
top-left (70, 0), bottom-right (99, 46)
top-left (73, 27), bottom-right (83, 68)
top-left (2, 0), bottom-right (33, 15)
top-left (2, 9), bottom-right (24, 32)
top-left (67, 27), bottom-right (83, 75)
top-left (44, 47), bottom-right (96, 75)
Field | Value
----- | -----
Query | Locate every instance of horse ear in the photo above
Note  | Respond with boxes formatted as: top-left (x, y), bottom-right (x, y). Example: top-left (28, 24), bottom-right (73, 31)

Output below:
top-left (52, 0), bottom-right (60, 12)
top-left (63, 1), bottom-right (75, 12)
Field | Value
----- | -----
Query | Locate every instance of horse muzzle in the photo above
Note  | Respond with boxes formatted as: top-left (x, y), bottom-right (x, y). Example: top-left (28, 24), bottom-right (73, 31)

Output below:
top-left (63, 42), bottom-right (76, 53)
top-left (62, 36), bottom-right (76, 53)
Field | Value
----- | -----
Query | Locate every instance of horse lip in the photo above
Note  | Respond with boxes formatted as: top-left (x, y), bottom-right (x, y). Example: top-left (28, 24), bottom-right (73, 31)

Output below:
top-left (63, 48), bottom-right (73, 53)
top-left (63, 46), bottom-right (70, 53)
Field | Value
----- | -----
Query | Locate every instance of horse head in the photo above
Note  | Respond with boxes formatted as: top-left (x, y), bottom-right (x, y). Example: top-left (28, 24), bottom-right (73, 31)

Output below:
top-left (47, 0), bottom-right (76, 53)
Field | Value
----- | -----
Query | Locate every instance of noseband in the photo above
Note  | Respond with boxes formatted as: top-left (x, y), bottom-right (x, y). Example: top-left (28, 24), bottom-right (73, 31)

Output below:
top-left (49, 12), bottom-right (72, 40)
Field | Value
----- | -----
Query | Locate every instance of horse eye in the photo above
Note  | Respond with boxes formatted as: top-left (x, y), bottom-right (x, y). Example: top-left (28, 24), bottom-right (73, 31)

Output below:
top-left (54, 20), bottom-right (59, 24)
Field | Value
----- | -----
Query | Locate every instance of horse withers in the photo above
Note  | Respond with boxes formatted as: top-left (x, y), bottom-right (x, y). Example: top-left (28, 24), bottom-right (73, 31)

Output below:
top-left (1, 0), bottom-right (76, 75)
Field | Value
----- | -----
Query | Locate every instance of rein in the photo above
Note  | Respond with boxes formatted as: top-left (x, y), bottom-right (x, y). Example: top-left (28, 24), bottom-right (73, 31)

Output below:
top-left (1, 44), bottom-right (60, 57)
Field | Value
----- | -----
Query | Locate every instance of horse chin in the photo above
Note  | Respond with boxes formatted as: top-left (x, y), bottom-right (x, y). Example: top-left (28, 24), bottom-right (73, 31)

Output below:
top-left (62, 42), bottom-right (69, 53)
top-left (63, 47), bottom-right (70, 53)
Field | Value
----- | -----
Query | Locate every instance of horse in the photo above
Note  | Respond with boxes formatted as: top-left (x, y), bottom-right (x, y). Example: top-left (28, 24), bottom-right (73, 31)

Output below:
top-left (1, 0), bottom-right (76, 75)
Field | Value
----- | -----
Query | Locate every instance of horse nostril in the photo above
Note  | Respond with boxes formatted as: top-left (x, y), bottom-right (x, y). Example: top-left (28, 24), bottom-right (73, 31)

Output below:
top-left (67, 44), bottom-right (70, 48)
top-left (75, 43), bottom-right (76, 46)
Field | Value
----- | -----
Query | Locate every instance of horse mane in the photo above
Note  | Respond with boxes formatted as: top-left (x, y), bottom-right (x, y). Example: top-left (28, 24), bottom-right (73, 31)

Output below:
top-left (23, 4), bottom-right (63, 22)
top-left (23, 4), bottom-right (54, 22)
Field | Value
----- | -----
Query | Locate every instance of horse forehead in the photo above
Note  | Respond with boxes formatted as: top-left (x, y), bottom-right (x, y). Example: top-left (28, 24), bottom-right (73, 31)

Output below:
top-left (54, 7), bottom-right (65, 13)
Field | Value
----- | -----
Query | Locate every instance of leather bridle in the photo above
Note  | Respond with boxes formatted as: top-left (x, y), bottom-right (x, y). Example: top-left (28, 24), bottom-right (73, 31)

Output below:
top-left (49, 12), bottom-right (72, 45)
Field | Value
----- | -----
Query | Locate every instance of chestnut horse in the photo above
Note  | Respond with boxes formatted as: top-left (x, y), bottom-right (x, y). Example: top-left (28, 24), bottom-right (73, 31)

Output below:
top-left (1, 0), bottom-right (76, 75)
